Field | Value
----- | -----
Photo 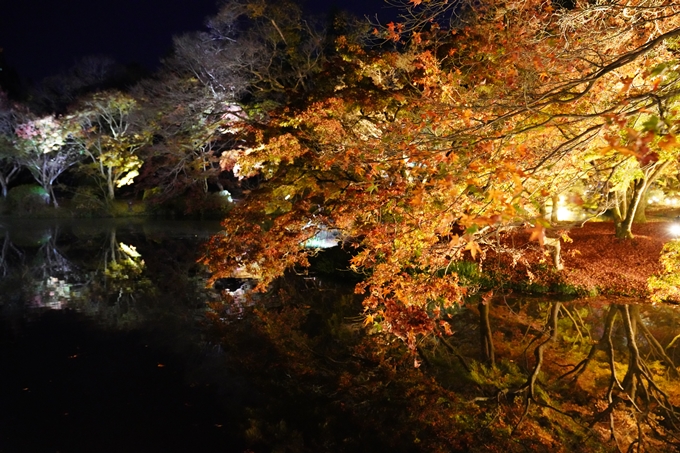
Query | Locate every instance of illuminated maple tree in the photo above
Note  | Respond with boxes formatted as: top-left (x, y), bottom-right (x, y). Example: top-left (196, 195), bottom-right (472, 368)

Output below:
top-left (202, 0), bottom-right (680, 352)
top-left (77, 91), bottom-right (152, 200)
top-left (13, 115), bottom-right (84, 207)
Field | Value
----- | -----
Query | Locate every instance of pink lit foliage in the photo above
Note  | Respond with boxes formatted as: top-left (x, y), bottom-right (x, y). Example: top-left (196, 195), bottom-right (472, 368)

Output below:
top-left (14, 115), bottom-right (84, 207)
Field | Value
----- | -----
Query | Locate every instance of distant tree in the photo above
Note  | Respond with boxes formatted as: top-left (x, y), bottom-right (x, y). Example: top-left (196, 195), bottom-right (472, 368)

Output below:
top-left (14, 115), bottom-right (84, 207)
top-left (0, 91), bottom-right (21, 197)
top-left (168, 0), bottom-right (326, 104)
top-left (131, 71), bottom-right (242, 203)
top-left (132, 0), bottom-right (329, 207)
top-left (78, 91), bottom-right (152, 200)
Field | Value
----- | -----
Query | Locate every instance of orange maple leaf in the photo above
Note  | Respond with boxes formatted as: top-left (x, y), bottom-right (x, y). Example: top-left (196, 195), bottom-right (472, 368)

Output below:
top-left (527, 224), bottom-right (546, 246)
top-left (659, 134), bottom-right (677, 151)
top-left (409, 0), bottom-right (423, 5)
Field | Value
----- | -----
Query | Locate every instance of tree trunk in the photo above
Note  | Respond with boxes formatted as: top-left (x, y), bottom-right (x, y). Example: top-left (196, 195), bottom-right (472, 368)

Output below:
top-left (544, 237), bottom-right (563, 271)
top-left (479, 302), bottom-right (495, 367)
top-left (550, 194), bottom-right (559, 224)
top-left (633, 189), bottom-right (649, 223)
top-left (616, 179), bottom-right (644, 239)
top-left (107, 166), bottom-right (115, 200)
top-left (0, 165), bottom-right (20, 198)
top-left (615, 160), bottom-right (670, 239)
top-left (49, 186), bottom-right (59, 208)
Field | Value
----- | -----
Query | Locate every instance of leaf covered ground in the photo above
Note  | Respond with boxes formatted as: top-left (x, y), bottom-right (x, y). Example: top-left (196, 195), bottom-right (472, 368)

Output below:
top-left (495, 220), bottom-right (675, 298)
top-left (560, 221), bottom-right (672, 296)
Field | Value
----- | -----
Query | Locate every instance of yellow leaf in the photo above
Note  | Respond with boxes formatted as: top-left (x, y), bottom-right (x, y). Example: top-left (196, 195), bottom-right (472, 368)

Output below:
top-left (465, 240), bottom-right (482, 259)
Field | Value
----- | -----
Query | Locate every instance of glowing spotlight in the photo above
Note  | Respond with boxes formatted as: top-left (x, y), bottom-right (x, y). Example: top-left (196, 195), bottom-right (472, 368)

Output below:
top-left (669, 223), bottom-right (680, 237)
top-left (556, 206), bottom-right (571, 222)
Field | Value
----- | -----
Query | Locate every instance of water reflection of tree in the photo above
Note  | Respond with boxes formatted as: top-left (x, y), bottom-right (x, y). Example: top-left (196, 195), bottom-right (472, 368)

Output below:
top-left (37, 227), bottom-right (72, 277)
top-left (0, 225), bottom-right (79, 310)
top-left (0, 224), bottom-right (155, 324)
top-left (77, 226), bottom-right (212, 329)
top-left (0, 221), bottom-right (214, 333)
top-left (451, 300), bottom-right (680, 451)
top-left (562, 304), bottom-right (680, 449)
top-left (0, 231), bottom-right (23, 277)
top-left (70, 227), bottom-right (156, 326)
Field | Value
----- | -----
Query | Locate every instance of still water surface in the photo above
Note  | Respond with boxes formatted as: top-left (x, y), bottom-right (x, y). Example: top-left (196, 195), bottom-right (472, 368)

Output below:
top-left (0, 218), bottom-right (249, 453)
top-left (3, 218), bottom-right (680, 452)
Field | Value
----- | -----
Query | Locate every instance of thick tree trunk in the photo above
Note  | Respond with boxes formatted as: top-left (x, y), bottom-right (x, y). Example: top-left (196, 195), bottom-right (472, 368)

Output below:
top-left (615, 160), bottom-right (670, 239)
top-left (633, 189), bottom-right (649, 223)
top-left (615, 179), bottom-right (643, 239)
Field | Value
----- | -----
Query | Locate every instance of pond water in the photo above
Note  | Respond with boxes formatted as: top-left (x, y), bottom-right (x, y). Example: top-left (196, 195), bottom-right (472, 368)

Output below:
top-left (0, 217), bottom-right (251, 453)
top-left (3, 218), bottom-right (680, 452)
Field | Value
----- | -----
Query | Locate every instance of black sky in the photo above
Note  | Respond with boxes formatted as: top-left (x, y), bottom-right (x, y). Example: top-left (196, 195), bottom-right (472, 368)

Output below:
top-left (0, 0), bottom-right (393, 83)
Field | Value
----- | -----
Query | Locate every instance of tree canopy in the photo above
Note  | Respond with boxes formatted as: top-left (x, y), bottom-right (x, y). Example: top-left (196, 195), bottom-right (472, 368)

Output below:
top-left (5, 0), bottom-right (680, 450)
top-left (202, 0), bottom-right (680, 350)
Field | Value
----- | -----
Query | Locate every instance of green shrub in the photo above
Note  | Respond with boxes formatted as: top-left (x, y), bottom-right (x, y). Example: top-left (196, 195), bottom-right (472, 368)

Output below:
top-left (7, 185), bottom-right (50, 214)
top-left (71, 186), bottom-right (107, 216)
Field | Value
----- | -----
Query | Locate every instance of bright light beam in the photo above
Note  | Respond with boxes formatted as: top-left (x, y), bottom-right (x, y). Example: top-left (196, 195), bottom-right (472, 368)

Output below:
top-left (668, 223), bottom-right (680, 237)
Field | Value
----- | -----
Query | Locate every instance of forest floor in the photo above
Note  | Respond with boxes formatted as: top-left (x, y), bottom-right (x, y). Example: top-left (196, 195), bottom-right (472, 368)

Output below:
top-left (558, 220), bottom-right (672, 296)
top-left (507, 216), bottom-right (680, 298)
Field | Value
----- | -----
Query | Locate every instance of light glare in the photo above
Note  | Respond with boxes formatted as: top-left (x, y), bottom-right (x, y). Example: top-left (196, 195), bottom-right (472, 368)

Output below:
top-left (669, 223), bottom-right (680, 237)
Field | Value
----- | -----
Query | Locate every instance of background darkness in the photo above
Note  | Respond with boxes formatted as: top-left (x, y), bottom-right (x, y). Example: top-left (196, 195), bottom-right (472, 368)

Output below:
top-left (0, 0), bottom-right (393, 85)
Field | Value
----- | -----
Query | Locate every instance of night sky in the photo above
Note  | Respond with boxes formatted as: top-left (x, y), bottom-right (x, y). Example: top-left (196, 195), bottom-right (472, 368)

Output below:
top-left (0, 0), bottom-right (393, 83)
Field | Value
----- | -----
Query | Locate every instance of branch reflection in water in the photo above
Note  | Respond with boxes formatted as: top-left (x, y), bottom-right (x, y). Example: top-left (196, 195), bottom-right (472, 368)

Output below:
top-left (0, 217), bottom-right (223, 327)
top-left (3, 218), bottom-right (680, 451)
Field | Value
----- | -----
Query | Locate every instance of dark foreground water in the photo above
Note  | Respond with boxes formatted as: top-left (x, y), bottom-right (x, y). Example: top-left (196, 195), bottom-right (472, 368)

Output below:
top-left (5, 219), bottom-right (680, 452)
top-left (0, 218), bottom-right (247, 453)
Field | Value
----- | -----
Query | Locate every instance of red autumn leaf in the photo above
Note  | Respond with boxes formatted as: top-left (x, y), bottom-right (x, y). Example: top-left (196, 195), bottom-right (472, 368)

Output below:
top-left (638, 152), bottom-right (659, 166)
